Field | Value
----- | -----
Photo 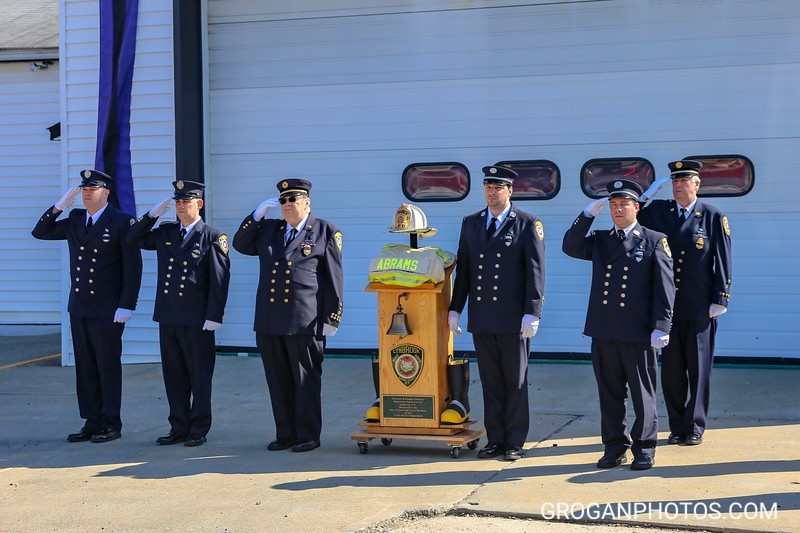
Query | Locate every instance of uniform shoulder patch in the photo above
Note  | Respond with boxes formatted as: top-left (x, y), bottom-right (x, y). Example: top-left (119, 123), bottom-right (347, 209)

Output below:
top-left (534, 220), bottom-right (544, 241)
top-left (217, 234), bottom-right (229, 254)
top-left (334, 231), bottom-right (343, 253)
top-left (722, 215), bottom-right (731, 236)
top-left (661, 236), bottom-right (672, 258)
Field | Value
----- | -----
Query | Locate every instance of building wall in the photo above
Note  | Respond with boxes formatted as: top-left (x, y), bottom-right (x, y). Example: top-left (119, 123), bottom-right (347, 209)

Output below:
top-left (0, 61), bottom-right (61, 323)
top-left (59, 0), bottom-right (175, 363)
top-left (206, 0), bottom-right (800, 359)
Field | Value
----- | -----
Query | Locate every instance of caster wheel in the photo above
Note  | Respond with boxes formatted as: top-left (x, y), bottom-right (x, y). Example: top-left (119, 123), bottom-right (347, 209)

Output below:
top-left (381, 438), bottom-right (392, 446)
top-left (467, 439), bottom-right (479, 450)
top-left (451, 446), bottom-right (461, 459)
top-left (358, 442), bottom-right (368, 455)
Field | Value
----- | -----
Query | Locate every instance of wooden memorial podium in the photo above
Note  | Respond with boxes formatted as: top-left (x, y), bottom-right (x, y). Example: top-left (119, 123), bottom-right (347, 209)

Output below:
top-left (351, 264), bottom-right (486, 458)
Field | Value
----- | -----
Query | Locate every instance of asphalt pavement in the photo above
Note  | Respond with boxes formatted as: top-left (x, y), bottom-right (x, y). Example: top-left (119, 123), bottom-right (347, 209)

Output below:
top-left (0, 327), bottom-right (798, 532)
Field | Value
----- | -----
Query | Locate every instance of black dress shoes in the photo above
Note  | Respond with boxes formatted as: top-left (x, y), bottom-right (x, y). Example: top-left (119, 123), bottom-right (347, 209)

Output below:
top-left (90, 428), bottom-right (121, 443)
top-left (631, 455), bottom-right (655, 470)
top-left (156, 432), bottom-right (186, 445)
top-left (185, 434), bottom-right (207, 447)
top-left (504, 446), bottom-right (524, 461)
top-left (267, 439), bottom-right (294, 451)
top-left (291, 440), bottom-right (320, 452)
top-left (597, 451), bottom-right (627, 468)
top-left (67, 426), bottom-right (94, 443)
top-left (667, 433), bottom-right (686, 445)
top-left (477, 443), bottom-right (504, 459)
top-left (685, 433), bottom-right (703, 445)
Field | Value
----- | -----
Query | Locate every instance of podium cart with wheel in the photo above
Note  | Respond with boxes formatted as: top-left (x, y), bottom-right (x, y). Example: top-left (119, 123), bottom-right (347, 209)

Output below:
top-left (351, 263), bottom-right (485, 458)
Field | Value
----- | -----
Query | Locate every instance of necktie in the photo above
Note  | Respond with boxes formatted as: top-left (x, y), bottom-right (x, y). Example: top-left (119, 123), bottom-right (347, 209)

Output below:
top-left (617, 229), bottom-right (626, 241)
top-left (487, 217), bottom-right (498, 239)
top-left (679, 207), bottom-right (687, 220)
top-left (180, 228), bottom-right (187, 240)
top-left (85, 217), bottom-right (93, 230)
top-left (286, 228), bottom-right (297, 244)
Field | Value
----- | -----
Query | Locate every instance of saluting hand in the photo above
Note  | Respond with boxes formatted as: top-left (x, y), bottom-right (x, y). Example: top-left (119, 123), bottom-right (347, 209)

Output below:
top-left (55, 187), bottom-right (81, 212)
top-left (254, 197), bottom-right (280, 221)
top-left (149, 198), bottom-right (172, 218)
top-left (640, 176), bottom-right (671, 202)
top-left (583, 198), bottom-right (607, 218)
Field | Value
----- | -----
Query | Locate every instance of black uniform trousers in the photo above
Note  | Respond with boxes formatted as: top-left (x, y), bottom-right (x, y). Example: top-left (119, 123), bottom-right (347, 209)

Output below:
top-left (256, 333), bottom-right (324, 443)
top-left (158, 324), bottom-right (216, 436)
top-left (591, 339), bottom-right (658, 458)
top-left (473, 333), bottom-right (530, 448)
top-left (69, 315), bottom-right (124, 432)
top-left (661, 318), bottom-right (716, 437)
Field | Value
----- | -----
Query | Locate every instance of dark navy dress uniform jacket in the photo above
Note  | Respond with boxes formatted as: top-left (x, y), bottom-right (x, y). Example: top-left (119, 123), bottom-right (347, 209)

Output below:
top-left (562, 213), bottom-right (674, 344)
top-left (638, 199), bottom-right (732, 320)
top-left (449, 205), bottom-right (545, 332)
top-left (32, 205), bottom-right (143, 317)
top-left (232, 213), bottom-right (343, 336)
top-left (127, 217), bottom-right (231, 326)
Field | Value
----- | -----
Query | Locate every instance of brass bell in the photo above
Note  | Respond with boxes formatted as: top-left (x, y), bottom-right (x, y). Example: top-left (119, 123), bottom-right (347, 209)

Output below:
top-left (386, 293), bottom-right (412, 337)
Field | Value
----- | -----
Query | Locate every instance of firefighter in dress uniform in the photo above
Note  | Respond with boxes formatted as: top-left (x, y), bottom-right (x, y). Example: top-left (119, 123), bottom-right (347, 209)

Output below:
top-left (32, 170), bottom-right (143, 443)
top-left (448, 166), bottom-right (546, 462)
top-left (127, 180), bottom-right (231, 447)
top-left (562, 179), bottom-right (674, 471)
top-left (638, 159), bottom-right (733, 446)
top-left (233, 178), bottom-right (343, 453)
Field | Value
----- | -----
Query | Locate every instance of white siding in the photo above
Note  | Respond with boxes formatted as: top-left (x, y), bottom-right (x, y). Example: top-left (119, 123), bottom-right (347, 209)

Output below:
top-left (207, 0), bottom-right (800, 360)
top-left (60, 0), bottom-right (175, 363)
top-left (0, 61), bottom-right (61, 323)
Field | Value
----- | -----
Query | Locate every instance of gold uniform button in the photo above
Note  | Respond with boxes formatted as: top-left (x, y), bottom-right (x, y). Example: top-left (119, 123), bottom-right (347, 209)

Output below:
top-left (602, 300), bottom-right (607, 305)
top-left (287, 261), bottom-right (292, 266)
top-left (75, 288), bottom-right (79, 293)
top-left (493, 297), bottom-right (497, 301)
top-left (75, 278), bottom-right (80, 282)
top-left (605, 273), bottom-right (611, 278)
top-left (274, 261), bottom-right (280, 266)
top-left (90, 269), bottom-right (94, 273)
top-left (90, 291), bottom-right (94, 295)
top-left (78, 256), bottom-right (82, 260)
top-left (285, 270), bottom-right (291, 274)
top-left (678, 259), bottom-right (683, 264)
top-left (604, 282), bottom-right (609, 286)
top-left (285, 280), bottom-right (290, 284)
top-left (607, 265), bottom-right (612, 269)
top-left (622, 284), bottom-right (627, 289)
top-left (92, 259), bottom-right (96, 263)
top-left (496, 253), bottom-right (501, 258)
top-left (494, 275), bottom-right (499, 279)
top-left (477, 275), bottom-right (482, 280)
top-left (681, 251), bottom-right (686, 255)
top-left (181, 276), bottom-right (186, 280)
top-left (676, 278), bottom-right (681, 283)
top-left (80, 246), bottom-right (85, 251)
top-left (77, 267), bottom-right (81, 271)
top-left (284, 289), bottom-right (289, 293)
top-left (88, 280), bottom-right (93, 284)
top-left (179, 293), bottom-right (183, 297)
top-left (270, 298), bottom-right (275, 302)
top-left (622, 275), bottom-right (628, 280)
top-left (170, 258), bottom-right (174, 262)
top-left (495, 264), bottom-right (500, 268)
top-left (620, 302), bottom-right (625, 307)
top-left (479, 254), bottom-right (485, 259)
top-left (493, 286), bottom-right (498, 290)
top-left (623, 266), bottom-right (629, 271)
top-left (477, 286), bottom-right (481, 291)
top-left (621, 293), bottom-right (626, 298)
top-left (284, 299), bottom-right (289, 303)
top-left (164, 290), bottom-right (169, 294)
top-left (272, 270), bottom-right (277, 274)
top-left (676, 268), bottom-right (681, 273)
top-left (270, 288), bottom-right (275, 293)
top-left (478, 265), bottom-right (483, 269)
top-left (477, 296), bottom-right (482, 301)
top-left (166, 274), bottom-right (171, 279)
top-left (603, 291), bottom-right (608, 295)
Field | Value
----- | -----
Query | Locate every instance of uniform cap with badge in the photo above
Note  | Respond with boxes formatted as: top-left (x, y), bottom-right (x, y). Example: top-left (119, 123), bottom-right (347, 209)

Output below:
top-left (79, 169), bottom-right (113, 189)
top-left (277, 178), bottom-right (312, 197)
top-left (172, 180), bottom-right (205, 199)
top-left (606, 179), bottom-right (644, 201)
top-left (668, 159), bottom-right (703, 179)
top-left (482, 165), bottom-right (518, 186)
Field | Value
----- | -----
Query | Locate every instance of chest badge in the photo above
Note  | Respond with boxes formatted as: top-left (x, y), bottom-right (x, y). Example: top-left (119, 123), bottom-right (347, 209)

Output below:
top-left (503, 231), bottom-right (513, 247)
top-left (301, 234), bottom-right (315, 257)
top-left (695, 237), bottom-right (705, 250)
top-left (634, 245), bottom-right (645, 263)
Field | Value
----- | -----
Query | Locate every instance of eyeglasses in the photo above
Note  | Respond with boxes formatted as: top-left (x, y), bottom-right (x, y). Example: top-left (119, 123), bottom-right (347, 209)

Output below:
top-left (279, 195), bottom-right (305, 205)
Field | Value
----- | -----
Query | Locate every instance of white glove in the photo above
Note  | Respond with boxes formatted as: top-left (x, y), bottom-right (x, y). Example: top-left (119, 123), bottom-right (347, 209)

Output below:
top-left (113, 308), bottom-right (134, 323)
top-left (583, 198), bottom-right (607, 218)
top-left (202, 320), bottom-right (222, 331)
top-left (55, 187), bottom-right (81, 211)
top-left (521, 314), bottom-right (540, 339)
top-left (709, 304), bottom-right (728, 318)
top-left (322, 323), bottom-right (338, 337)
top-left (448, 311), bottom-right (462, 336)
top-left (254, 197), bottom-right (280, 221)
top-left (650, 329), bottom-right (670, 349)
top-left (149, 198), bottom-right (172, 218)
top-left (640, 176), bottom-right (671, 201)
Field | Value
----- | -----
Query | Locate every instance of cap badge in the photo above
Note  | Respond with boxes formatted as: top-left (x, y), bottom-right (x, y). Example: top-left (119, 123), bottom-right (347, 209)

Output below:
top-left (281, 181), bottom-right (289, 190)
top-left (83, 170), bottom-right (91, 178)
top-left (613, 180), bottom-right (622, 188)
top-left (489, 167), bottom-right (497, 174)
top-left (176, 181), bottom-right (184, 190)
top-left (676, 161), bottom-right (684, 169)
